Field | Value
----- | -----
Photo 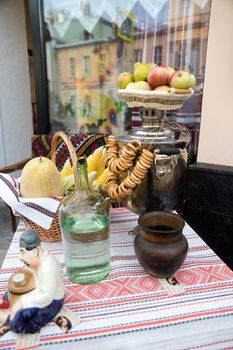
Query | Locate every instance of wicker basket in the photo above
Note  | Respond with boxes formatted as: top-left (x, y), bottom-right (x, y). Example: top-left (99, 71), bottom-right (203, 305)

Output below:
top-left (23, 131), bottom-right (77, 243)
top-left (118, 89), bottom-right (194, 110)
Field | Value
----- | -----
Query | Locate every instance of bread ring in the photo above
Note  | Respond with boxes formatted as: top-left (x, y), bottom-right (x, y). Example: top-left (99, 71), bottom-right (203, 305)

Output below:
top-left (142, 148), bottom-right (154, 158)
top-left (108, 177), bottom-right (118, 184)
top-left (115, 161), bottom-right (126, 172)
top-left (106, 182), bottom-right (118, 190)
top-left (108, 162), bottom-right (116, 173)
top-left (107, 135), bottom-right (117, 141)
top-left (107, 147), bottom-right (118, 154)
top-left (121, 148), bottom-right (136, 159)
top-left (130, 140), bottom-right (141, 151)
top-left (133, 164), bottom-right (148, 176)
top-left (108, 174), bottom-right (118, 182)
top-left (108, 158), bottom-right (117, 167)
top-left (139, 156), bottom-right (152, 168)
top-left (106, 142), bottom-right (118, 148)
top-left (107, 140), bottom-right (118, 145)
top-left (140, 153), bottom-right (152, 163)
top-left (135, 161), bottom-right (148, 172)
top-left (106, 153), bottom-right (118, 159)
top-left (118, 182), bottom-right (132, 197)
top-left (118, 158), bottom-right (132, 170)
top-left (126, 143), bottom-right (138, 154)
top-left (112, 187), bottom-right (121, 199)
top-left (105, 138), bottom-right (155, 200)
top-left (107, 186), bottom-right (119, 199)
top-left (129, 172), bottom-right (142, 184)
top-left (124, 176), bottom-right (136, 189)
top-left (133, 167), bottom-right (147, 179)
top-left (117, 185), bottom-right (125, 198)
top-left (112, 162), bottom-right (120, 174)
top-left (139, 158), bottom-right (151, 169)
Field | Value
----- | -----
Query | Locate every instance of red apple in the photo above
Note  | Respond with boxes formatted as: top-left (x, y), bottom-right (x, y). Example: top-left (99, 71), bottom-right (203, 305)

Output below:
top-left (147, 67), bottom-right (169, 88)
top-left (160, 65), bottom-right (175, 83)
top-left (169, 70), bottom-right (193, 89)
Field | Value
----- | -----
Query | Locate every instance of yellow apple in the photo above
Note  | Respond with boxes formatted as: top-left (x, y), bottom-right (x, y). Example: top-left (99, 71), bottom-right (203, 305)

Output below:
top-left (117, 72), bottom-right (133, 89)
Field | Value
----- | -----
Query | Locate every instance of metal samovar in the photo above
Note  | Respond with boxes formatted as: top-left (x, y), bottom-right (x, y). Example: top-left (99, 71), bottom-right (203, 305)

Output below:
top-left (117, 107), bottom-right (190, 214)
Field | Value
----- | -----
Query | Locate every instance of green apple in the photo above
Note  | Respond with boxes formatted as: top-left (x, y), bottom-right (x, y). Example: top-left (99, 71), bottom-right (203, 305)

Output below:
top-left (134, 62), bottom-right (141, 69)
top-left (125, 81), bottom-right (151, 90)
top-left (169, 70), bottom-right (194, 89)
top-left (117, 72), bottom-right (133, 89)
top-left (190, 74), bottom-right (196, 88)
top-left (133, 64), bottom-right (153, 82)
top-left (154, 85), bottom-right (170, 92)
top-left (125, 82), bottom-right (136, 90)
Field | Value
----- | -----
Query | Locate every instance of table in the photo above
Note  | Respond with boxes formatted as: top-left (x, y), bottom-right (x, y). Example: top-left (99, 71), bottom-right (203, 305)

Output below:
top-left (1, 208), bottom-right (233, 350)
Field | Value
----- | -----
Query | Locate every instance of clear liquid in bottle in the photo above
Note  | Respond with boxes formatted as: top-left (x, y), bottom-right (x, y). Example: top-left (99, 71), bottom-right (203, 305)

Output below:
top-left (61, 214), bottom-right (110, 284)
top-left (59, 157), bottom-right (110, 284)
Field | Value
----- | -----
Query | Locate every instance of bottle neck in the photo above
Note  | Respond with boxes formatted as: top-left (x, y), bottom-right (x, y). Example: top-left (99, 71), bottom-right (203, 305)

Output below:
top-left (76, 159), bottom-right (90, 191)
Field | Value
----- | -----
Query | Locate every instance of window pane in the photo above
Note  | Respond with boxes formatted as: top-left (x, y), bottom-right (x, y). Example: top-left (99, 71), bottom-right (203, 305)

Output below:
top-left (43, 0), bottom-right (211, 158)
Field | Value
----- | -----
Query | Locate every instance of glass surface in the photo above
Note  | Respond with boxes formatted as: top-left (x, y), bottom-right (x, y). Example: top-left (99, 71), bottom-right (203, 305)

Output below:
top-left (59, 159), bottom-right (110, 284)
top-left (43, 0), bottom-right (211, 159)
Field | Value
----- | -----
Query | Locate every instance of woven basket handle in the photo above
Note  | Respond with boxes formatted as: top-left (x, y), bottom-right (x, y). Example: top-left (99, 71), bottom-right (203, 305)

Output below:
top-left (51, 131), bottom-right (77, 181)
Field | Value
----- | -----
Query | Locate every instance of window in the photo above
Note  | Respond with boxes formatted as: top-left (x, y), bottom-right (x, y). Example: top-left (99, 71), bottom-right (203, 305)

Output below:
top-left (133, 49), bottom-right (142, 63)
top-left (44, 0), bottom-right (211, 159)
top-left (154, 46), bottom-right (162, 66)
top-left (69, 57), bottom-right (76, 78)
top-left (83, 56), bottom-right (90, 76)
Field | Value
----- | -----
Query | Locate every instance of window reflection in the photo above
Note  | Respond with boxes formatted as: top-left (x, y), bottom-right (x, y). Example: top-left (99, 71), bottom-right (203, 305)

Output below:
top-left (44, 0), bottom-right (211, 159)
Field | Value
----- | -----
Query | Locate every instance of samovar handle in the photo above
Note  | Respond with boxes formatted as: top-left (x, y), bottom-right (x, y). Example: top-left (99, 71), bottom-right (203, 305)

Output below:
top-left (154, 148), bottom-right (184, 156)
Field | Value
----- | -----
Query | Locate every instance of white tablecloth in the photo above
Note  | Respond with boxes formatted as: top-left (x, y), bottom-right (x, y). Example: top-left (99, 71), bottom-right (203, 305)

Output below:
top-left (1, 208), bottom-right (233, 349)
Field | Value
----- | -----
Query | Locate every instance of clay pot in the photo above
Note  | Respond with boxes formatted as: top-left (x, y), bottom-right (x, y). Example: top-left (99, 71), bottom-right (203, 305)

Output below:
top-left (134, 211), bottom-right (188, 278)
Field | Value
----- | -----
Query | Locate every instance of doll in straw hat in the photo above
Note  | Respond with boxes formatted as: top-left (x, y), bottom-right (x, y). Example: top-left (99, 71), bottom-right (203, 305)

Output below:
top-left (0, 230), bottom-right (64, 334)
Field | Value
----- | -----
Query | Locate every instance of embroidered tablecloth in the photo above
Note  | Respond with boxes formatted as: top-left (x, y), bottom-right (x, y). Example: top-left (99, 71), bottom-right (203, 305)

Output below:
top-left (1, 208), bottom-right (233, 350)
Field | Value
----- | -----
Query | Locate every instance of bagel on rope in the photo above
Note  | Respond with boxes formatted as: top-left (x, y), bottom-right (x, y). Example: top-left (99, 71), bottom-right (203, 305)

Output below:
top-left (106, 135), bottom-right (154, 200)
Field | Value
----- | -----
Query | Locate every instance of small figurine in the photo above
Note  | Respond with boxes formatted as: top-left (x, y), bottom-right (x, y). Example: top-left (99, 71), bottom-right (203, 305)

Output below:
top-left (0, 230), bottom-right (64, 334)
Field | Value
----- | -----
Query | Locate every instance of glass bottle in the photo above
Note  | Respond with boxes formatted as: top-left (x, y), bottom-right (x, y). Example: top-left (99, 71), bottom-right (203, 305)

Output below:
top-left (59, 157), bottom-right (110, 284)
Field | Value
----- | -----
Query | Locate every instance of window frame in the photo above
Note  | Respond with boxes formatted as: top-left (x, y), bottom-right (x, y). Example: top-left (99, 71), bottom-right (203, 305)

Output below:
top-left (83, 55), bottom-right (91, 76)
top-left (69, 57), bottom-right (76, 78)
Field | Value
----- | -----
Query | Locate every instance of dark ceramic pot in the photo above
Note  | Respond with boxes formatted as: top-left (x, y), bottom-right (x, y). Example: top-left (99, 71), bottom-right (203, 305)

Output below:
top-left (134, 211), bottom-right (188, 278)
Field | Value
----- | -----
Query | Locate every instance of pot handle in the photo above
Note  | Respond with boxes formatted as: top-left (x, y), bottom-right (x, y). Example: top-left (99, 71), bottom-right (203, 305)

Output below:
top-left (128, 225), bottom-right (140, 236)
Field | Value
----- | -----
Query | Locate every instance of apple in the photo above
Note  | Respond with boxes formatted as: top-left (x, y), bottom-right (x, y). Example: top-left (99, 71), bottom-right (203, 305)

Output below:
top-left (134, 62), bottom-right (141, 69)
top-left (125, 82), bottom-right (136, 90)
top-left (147, 62), bottom-right (158, 70)
top-left (154, 85), bottom-right (170, 92)
top-left (169, 70), bottom-right (195, 89)
top-left (117, 72), bottom-right (133, 89)
top-left (147, 67), bottom-right (169, 88)
top-left (133, 63), bottom-right (153, 82)
top-left (160, 65), bottom-right (175, 83)
top-left (190, 73), bottom-right (196, 88)
top-left (125, 81), bottom-right (151, 90)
